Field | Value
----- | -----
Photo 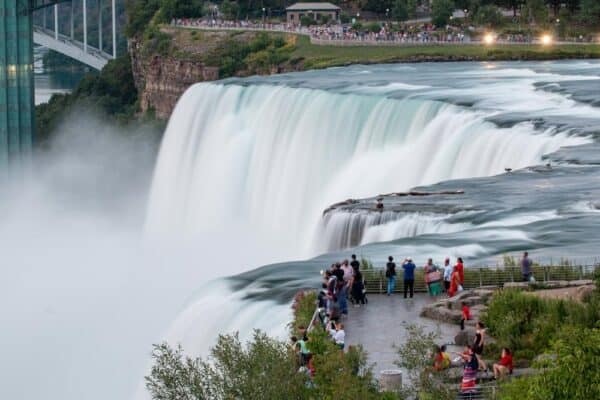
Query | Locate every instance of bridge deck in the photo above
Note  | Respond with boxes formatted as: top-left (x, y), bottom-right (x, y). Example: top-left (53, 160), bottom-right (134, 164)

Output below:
top-left (344, 294), bottom-right (458, 376)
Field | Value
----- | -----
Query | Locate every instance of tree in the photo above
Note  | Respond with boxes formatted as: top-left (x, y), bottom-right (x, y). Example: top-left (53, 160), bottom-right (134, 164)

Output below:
top-left (498, 327), bottom-right (600, 400)
top-left (579, 0), bottom-right (600, 26)
top-left (220, 0), bottom-right (240, 19)
top-left (392, 0), bottom-right (409, 22)
top-left (522, 0), bottom-right (548, 25)
top-left (394, 324), bottom-right (456, 400)
top-left (475, 4), bottom-right (505, 27)
top-left (407, 0), bottom-right (418, 19)
top-left (498, 0), bottom-right (525, 17)
top-left (146, 332), bottom-right (307, 400)
top-left (431, 0), bottom-right (456, 27)
top-left (363, 0), bottom-right (395, 14)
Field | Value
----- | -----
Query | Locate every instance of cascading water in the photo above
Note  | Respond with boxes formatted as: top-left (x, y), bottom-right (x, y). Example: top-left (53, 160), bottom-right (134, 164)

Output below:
top-left (317, 211), bottom-right (469, 252)
top-left (146, 82), bottom-right (585, 260)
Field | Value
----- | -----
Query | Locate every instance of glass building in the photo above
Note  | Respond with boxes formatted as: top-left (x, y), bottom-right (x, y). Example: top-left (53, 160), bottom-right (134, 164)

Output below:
top-left (0, 0), bottom-right (35, 167)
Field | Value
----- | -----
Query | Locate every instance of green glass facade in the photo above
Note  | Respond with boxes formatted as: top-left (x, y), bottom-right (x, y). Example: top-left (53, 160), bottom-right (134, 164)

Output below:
top-left (0, 0), bottom-right (34, 166)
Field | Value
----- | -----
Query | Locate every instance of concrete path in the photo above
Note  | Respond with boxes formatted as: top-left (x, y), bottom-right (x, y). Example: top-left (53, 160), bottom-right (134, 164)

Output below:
top-left (344, 294), bottom-right (458, 376)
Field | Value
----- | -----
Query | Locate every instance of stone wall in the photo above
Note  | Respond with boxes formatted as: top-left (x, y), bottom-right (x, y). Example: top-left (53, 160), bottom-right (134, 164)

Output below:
top-left (129, 39), bottom-right (219, 120)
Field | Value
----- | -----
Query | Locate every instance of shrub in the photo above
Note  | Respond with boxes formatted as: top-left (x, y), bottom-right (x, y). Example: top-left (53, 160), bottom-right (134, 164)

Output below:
top-left (475, 5), bottom-right (505, 28)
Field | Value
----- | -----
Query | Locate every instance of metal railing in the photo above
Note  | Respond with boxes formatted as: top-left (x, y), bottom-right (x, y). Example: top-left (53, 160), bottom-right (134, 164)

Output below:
top-left (360, 264), bottom-right (598, 294)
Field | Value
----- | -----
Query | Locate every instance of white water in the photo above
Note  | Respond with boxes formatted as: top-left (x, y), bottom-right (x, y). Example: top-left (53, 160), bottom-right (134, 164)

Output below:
top-left (147, 82), bottom-right (586, 261)
top-left (317, 210), bottom-right (469, 251)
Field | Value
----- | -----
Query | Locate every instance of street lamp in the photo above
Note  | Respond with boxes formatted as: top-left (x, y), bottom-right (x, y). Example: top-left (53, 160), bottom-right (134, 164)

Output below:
top-left (262, 7), bottom-right (266, 25)
top-left (386, 8), bottom-right (389, 20)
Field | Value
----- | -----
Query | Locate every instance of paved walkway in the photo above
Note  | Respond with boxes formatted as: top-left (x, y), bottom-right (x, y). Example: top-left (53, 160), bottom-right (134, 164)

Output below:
top-left (344, 294), bottom-right (458, 376)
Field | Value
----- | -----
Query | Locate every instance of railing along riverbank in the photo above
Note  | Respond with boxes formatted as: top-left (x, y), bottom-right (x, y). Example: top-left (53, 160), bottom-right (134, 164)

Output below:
top-left (172, 22), bottom-right (598, 47)
top-left (360, 264), bottom-right (599, 294)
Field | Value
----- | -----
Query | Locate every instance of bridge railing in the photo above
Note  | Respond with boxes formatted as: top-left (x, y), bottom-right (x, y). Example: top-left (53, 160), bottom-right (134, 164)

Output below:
top-left (360, 264), bottom-right (598, 294)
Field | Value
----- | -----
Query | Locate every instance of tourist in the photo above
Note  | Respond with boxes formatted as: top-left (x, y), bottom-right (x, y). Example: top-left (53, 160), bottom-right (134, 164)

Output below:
top-left (350, 254), bottom-right (360, 272)
top-left (351, 270), bottom-right (366, 306)
top-left (329, 321), bottom-right (345, 349)
top-left (333, 262), bottom-right (344, 281)
top-left (493, 348), bottom-right (513, 380)
top-left (448, 266), bottom-right (461, 297)
top-left (443, 257), bottom-right (453, 292)
top-left (433, 345), bottom-right (451, 371)
top-left (291, 335), bottom-right (310, 365)
top-left (385, 256), bottom-right (397, 295)
top-left (455, 257), bottom-right (465, 286)
top-left (341, 259), bottom-right (353, 282)
top-left (337, 276), bottom-right (349, 316)
top-left (325, 270), bottom-right (337, 315)
top-left (458, 346), bottom-right (479, 396)
top-left (521, 251), bottom-right (533, 282)
top-left (318, 283), bottom-right (328, 308)
top-left (424, 258), bottom-right (442, 296)
top-left (460, 301), bottom-right (471, 331)
top-left (376, 198), bottom-right (384, 210)
top-left (402, 257), bottom-right (416, 298)
top-left (473, 321), bottom-right (488, 372)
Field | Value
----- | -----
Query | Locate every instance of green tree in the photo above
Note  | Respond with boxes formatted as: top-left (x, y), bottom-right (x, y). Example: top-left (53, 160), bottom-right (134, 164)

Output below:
top-left (499, 327), bottom-right (600, 400)
top-left (579, 0), bottom-right (600, 26)
top-left (431, 0), bottom-right (456, 27)
top-left (392, 0), bottom-right (409, 22)
top-left (475, 4), bottom-right (505, 27)
top-left (407, 0), bottom-right (418, 19)
top-left (363, 0), bottom-right (395, 14)
top-left (522, 0), bottom-right (548, 24)
top-left (394, 324), bottom-right (456, 400)
top-left (146, 332), bottom-right (307, 400)
top-left (498, 0), bottom-right (525, 17)
top-left (219, 0), bottom-right (240, 19)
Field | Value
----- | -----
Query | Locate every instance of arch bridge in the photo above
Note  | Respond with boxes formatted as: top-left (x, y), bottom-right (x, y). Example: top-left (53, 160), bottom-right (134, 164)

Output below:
top-left (1, 0), bottom-right (121, 165)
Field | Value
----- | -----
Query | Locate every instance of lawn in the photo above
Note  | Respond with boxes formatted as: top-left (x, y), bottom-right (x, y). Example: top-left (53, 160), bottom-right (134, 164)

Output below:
top-left (291, 35), bottom-right (600, 69)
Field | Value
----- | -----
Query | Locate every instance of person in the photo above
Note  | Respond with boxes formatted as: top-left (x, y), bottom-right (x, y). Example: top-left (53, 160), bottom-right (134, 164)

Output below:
top-left (325, 270), bottom-right (337, 316)
top-left (350, 254), bottom-right (360, 271)
top-left (332, 262), bottom-right (344, 281)
top-left (317, 283), bottom-right (328, 308)
top-left (337, 277), bottom-right (349, 316)
top-left (341, 259), bottom-right (353, 283)
top-left (351, 270), bottom-right (366, 306)
top-left (455, 257), bottom-right (465, 287)
top-left (521, 251), bottom-right (533, 282)
top-left (329, 322), bottom-right (346, 350)
top-left (493, 348), bottom-right (513, 380)
top-left (376, 198), bottom-right (384, 210)
top-left (402, 257), bottom-right (416, 298)
top-left (473, 322), bottom-right (488, 372)
top-left (433, 345), bottom-right (450, 371)
top-left (385, 256), bottom-right (397, 295)
top-left (443, 257), bottom-right (453, 292)
top-left (458, 346), bottom-right (479, 396)
top-left (448, 266), bottom-right (460, 297)
top-left (424, 258), bottom-right (442, 296)
top-left (460, 301), bottom-right (471, 331)
top-left (291, 335), bottom-right (310, 365)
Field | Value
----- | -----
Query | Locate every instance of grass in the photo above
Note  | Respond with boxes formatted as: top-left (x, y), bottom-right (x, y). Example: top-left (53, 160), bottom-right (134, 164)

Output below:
top-left (291, 35), bottom-right (600, 69)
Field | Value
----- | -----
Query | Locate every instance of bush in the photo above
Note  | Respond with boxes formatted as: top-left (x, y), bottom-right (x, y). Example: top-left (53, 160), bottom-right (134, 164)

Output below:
top-left (475, 5), bottom-right (505, 28)
top-left (431, 0), bottom-right (455, 28)
top-left (366, 22), bottom-right (382, 33)
top-left (300, 15), bottom-right (316, 27)
top-left (483, 289), bottom-right (600, 359)
top-left (499, 327), bottom-right (600, 400)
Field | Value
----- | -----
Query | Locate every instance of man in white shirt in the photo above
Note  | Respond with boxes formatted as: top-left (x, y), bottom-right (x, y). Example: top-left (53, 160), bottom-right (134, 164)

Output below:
top-left (443, 257), bottom-right (453, 293)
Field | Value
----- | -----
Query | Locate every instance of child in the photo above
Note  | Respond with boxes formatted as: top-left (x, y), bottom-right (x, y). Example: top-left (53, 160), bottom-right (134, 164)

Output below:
top-left (461, 301), bottom-right (471, 330)
top-left (332, 322), bottom-right (345, 350)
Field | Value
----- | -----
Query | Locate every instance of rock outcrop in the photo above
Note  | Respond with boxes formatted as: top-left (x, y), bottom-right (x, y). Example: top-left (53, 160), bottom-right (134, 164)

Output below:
top-left (129, 39), bottom-right (219, 119)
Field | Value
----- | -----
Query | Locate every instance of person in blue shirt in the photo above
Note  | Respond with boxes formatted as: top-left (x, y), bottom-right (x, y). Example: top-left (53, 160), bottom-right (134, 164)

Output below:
top-left (402, 257), bottom-right (416, 298)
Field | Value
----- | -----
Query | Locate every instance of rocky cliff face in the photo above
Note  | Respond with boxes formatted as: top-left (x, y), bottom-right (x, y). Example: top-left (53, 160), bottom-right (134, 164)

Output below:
top-left (129, 39), bottom-right (219, 120)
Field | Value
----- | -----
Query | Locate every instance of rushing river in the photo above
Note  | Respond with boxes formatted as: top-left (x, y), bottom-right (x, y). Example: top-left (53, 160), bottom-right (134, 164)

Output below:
top-left (2, 61), bottom-right (600, 400)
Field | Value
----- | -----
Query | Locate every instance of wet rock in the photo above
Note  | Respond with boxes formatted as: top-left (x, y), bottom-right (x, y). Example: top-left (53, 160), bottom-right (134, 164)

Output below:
top-left (504, 282), bottom-right (529, 289)
top-left (454, 329), bottom-right (475, 346)
top-left (420, 304), bottom-right (462, 323)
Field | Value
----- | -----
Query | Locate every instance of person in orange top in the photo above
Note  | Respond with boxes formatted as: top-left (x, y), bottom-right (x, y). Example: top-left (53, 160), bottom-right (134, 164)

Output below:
top-left (455, 257), bottom-right (465, 286)
top-left (493, 348), bottom-right (513, 380)
top-left (448, 266), bottom-right (460, 297)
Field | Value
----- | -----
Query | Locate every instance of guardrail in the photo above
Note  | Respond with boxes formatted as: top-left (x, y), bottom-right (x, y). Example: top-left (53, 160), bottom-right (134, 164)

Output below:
top-left (360, 264), bottom-right (598, 294)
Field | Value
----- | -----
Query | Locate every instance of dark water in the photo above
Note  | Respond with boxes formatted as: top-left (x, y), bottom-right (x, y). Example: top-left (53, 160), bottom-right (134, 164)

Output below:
top-left (34, 47), bottom-right (87, 105)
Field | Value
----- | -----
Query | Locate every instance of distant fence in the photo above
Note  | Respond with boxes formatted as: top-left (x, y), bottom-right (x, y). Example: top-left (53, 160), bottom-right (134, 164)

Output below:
top-left (361, 264), bottom-right (598, 294)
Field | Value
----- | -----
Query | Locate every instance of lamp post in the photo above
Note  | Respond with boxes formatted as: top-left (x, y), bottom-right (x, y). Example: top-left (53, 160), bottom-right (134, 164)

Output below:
top-left (386, 8), bottom-right (389, 22)
top-left (262, 7), bottom-right (266, 26)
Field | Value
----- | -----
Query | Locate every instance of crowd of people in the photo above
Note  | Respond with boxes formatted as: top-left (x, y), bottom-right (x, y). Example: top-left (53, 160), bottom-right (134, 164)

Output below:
top-left (290, 252), bottom-right (531, 393)
top-left (171, 18), bottom-right (469, 44)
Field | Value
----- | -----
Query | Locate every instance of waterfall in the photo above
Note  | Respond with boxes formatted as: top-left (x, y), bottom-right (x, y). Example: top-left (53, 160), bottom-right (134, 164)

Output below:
top-left (146, 82), bottom-right (587, 263)
top-left (317, 211), bottom-right (470, 252)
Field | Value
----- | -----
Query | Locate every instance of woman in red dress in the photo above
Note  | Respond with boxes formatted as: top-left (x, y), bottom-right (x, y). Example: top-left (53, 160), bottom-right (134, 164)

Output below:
top-left (448, 266), bottom-right (460, 297)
